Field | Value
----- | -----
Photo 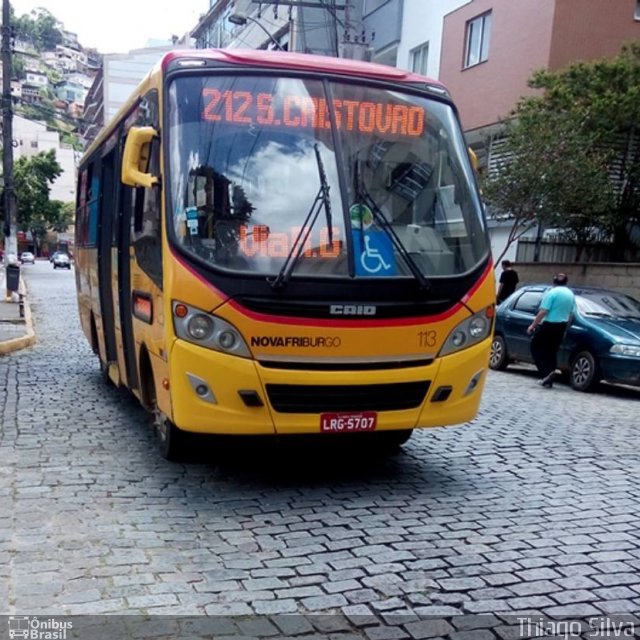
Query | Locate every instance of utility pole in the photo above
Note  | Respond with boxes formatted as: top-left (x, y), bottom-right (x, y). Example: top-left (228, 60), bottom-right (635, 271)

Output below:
top-left (339, 0), bottom-right (372, 61)
top-left (249, 1), bottom-right (370, 60)
top-left (2, 0), bottom-right (18, 267)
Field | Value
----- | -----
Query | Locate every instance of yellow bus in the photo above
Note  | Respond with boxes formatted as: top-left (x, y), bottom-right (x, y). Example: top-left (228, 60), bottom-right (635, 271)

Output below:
top-left (75, 49), bottom-right (494, 459)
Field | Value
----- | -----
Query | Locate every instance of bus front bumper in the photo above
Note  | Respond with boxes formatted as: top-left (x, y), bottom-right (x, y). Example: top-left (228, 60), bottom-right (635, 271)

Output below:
top-left (168, 339), bottom-right (491, 436)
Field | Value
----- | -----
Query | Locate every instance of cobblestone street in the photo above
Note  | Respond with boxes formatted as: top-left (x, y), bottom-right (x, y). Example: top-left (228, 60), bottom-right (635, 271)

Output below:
top-left (1, 263), bottom-right (640, 628)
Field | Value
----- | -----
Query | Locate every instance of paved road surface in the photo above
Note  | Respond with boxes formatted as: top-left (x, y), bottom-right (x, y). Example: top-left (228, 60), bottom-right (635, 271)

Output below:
top-left (1, 261), bottom-right (639, 629)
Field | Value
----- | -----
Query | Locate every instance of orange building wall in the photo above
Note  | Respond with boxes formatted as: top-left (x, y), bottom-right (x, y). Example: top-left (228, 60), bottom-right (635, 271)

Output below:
top-left (439, 0), bottom-right (556, 132)
top-left (439, 0), bottom-right (640, 133)
top-left (549, 0), bottom-right (640, 70)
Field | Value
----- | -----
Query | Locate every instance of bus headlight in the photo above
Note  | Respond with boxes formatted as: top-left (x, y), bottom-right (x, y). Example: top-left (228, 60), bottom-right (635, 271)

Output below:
top-left (469, 316), bottom-right (488, 338)
top-left (188, 314), bottom-right (214, 340)
top-left (219, 330), bottom-right (237, 350)
top-left (439, 307), bottom-right (493, 356)
top-left (451, 331), bottom-right (467, 348)
top-left (173, 301), bottom-right (251, 358)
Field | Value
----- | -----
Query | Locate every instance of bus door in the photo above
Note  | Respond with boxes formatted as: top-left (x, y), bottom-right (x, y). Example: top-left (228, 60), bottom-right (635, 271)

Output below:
top-left (117, 180), bottom-right (138, 392)
top-left (97, 150), bottom-right (118, 378)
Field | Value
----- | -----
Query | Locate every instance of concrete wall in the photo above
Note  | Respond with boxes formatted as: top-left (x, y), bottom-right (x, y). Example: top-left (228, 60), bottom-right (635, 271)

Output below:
top-left (515, 262), bottom-right (640, 299)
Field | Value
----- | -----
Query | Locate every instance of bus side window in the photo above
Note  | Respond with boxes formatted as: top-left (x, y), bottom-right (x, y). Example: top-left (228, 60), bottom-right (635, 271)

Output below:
top-left (76, 169), bottom-right (89, 247)
top-left (131, 91), bottom-right (162, 288)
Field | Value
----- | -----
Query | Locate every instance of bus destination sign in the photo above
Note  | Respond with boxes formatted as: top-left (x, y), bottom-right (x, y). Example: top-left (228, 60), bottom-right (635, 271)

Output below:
top-left (202, 90), bottom-right (425, 138)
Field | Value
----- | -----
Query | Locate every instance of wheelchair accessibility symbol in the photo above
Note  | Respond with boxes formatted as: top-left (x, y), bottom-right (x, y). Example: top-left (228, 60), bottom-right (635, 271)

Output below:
top-left (361, 235), bottom-right (391, 273)
top-left (352, 229), bottom-right (396, 276)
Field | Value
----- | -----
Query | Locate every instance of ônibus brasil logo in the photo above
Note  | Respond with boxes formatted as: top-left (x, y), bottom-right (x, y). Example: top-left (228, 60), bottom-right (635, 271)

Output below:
top-left (8, 617), bottom-right (72, 640)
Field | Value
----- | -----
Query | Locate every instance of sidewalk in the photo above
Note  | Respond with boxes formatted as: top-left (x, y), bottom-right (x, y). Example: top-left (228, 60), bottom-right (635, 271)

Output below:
top-left (0, 265), bottom-right (35, 356)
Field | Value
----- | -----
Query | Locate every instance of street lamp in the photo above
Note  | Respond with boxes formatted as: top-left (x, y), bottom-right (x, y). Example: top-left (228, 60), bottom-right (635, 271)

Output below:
top-left (228, 13), bottom-right (286, 52)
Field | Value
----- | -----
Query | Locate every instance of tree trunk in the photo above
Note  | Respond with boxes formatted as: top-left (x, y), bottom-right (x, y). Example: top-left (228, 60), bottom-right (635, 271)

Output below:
top-left (610, 222), bottom-right (629, 262)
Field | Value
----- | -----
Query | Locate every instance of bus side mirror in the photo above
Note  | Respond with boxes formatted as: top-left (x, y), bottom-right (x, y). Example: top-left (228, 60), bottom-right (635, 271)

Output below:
top-left (122, 126), bottom-right (159, 188)
top-left (468, 147), bottom-right (478, 172)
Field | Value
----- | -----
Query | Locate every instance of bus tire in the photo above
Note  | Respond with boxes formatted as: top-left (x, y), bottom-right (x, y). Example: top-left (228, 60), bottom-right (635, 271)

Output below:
top-left (140, 351), bottom-right (187, 461)
top-left (90, 315), bottom-right (99, 355)
top-left (154, 409), bottom-right (187, 462)
top-left (99, 360), bottom-right (113, 386)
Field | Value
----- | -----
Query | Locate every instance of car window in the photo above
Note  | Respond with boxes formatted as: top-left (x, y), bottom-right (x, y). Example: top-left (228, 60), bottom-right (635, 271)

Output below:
top-left (513, 291), bottom-right (544, 314)
top-left (576, 292), bottom-right (640, 319)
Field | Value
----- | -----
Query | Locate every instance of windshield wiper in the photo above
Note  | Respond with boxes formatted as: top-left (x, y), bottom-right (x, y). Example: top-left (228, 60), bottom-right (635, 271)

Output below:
top-left (354, 159), bottom-right (430, 290)
top-left (270, 144), bottom-right (333, 289)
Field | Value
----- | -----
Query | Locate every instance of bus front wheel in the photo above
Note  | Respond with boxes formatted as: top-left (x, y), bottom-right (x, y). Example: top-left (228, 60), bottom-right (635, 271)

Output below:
top-left (152, 405), bottom-right (187, 461)
top-left (141, 353), bottom-right (187, 461)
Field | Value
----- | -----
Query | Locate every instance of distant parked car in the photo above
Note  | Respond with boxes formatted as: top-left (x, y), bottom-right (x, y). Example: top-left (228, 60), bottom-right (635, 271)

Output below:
top-left (52, 252), bottom-right (71, 269)
top-left (50, 250), bottom-right (68, 263)
top-left (490, 285), bottom-right (640, 391)
top-left (20, 251), bottom-right (35, 264)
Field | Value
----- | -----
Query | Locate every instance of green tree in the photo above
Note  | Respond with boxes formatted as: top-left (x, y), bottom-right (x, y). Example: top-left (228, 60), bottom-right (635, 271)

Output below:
top-left (14, 149), bottom-right (63, 256)
top-left (12, 55), bottom-right (26, 80)
top-left (483, 43), bottom-right (640, 262)
top-left (50, 201), bottom-right (74, 233)
top-left (12, 8), bottom-right (63, 52)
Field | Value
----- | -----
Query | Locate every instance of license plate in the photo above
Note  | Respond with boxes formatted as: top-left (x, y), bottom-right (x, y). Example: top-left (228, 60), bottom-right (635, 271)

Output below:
top-left (320, 412), bottom-right (377, 433)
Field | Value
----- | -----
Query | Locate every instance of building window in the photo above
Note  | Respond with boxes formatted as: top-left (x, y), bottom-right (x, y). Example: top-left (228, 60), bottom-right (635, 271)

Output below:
top-left (635, 0), bottom-right (640, 20)
top-left (464, 12), bottom-right (491, 68)
top-left (410, 42), bottom-right (429, 76)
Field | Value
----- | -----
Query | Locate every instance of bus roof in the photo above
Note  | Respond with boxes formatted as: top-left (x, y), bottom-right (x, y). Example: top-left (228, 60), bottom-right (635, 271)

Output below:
top-left (162, 49), bottom-right (445, 89)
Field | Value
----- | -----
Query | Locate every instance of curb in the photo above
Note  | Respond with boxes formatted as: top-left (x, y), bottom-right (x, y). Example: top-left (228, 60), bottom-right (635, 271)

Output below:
top-left (0, 279), bottom-right (36, 356)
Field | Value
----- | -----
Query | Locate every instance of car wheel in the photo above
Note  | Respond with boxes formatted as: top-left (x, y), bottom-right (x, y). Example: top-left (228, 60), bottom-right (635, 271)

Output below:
top-left (489, 335), bottom-right (509, 370)
top-left (570, 350), bottom-right (599, 392)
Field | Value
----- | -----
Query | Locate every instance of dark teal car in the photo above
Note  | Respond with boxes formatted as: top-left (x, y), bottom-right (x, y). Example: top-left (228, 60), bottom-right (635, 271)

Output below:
top-left (490, 285), bottom-right (640, 391)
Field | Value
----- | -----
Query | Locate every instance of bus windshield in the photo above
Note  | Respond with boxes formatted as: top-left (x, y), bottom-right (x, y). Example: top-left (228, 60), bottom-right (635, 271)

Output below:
top-left (168, 74), bottom-right (487, 279)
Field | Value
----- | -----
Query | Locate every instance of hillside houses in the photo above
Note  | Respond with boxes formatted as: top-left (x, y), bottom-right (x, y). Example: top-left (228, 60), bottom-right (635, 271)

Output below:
top-left (2, 11), bottom-right (101, 137)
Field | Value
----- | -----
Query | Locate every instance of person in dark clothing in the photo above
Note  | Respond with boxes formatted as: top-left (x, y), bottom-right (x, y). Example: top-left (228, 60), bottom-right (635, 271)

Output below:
top-left (497, 260), bottom-right (519, 303)
top-left (526, 272), bottom-right (576, 388)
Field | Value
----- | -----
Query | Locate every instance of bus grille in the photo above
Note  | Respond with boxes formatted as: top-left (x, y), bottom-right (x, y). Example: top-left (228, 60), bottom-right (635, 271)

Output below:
top-left (265, 381), bottom-right (430, 414)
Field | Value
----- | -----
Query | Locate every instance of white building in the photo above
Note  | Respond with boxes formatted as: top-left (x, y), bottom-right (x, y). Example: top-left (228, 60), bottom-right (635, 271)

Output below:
top-left (13, 115), bottom-right (77, 204)
top-left (25, 70), bottom-right (49, 87)
top-left (396, 0), bottom-right (471, 78)
top-left (83, 44), bottom-right (187, 146)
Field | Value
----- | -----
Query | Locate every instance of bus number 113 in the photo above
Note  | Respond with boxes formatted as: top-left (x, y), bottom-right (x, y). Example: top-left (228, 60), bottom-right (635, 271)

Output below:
top-left (418, 330), bottom-right (437, 348)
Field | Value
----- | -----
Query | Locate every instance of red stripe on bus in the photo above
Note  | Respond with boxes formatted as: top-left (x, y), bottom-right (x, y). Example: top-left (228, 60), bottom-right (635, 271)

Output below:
top-left (172, 250), bottom-right (493, 329)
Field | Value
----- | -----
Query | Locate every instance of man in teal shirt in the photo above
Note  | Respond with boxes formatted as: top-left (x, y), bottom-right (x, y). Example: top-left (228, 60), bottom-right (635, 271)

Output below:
top-left (526, 273), bottom-right (576, 388)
